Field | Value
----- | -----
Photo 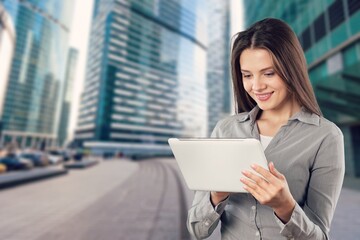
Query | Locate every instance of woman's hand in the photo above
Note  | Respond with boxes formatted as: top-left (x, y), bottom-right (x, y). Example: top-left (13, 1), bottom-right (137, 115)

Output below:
top-left (240, 162), bottom-right (296, 223)
top-left (210, 191), bottom-right (230, 207)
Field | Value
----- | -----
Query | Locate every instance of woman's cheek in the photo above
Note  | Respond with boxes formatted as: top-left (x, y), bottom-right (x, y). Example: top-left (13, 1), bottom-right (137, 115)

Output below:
top-left (242, 81), bottom-right (252, 93)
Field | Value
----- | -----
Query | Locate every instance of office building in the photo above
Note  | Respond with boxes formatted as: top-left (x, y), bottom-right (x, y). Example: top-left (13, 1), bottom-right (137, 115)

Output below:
top-left (58, 48), bottom-right (78, 147)
top-left (75, 0), bottom-right (208, 156)
top-left (243, 0), bottom-right (360, 176)
top-left (206, 0), bottom-right (233, 136)
top-left (0, 3), bottom-right (15, 132)
top-left (0, 0), bottom-right (74, 148)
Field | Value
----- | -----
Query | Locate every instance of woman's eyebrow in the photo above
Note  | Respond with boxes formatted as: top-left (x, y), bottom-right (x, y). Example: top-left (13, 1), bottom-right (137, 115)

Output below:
top-left (241, 67), bottom-right (274, 72)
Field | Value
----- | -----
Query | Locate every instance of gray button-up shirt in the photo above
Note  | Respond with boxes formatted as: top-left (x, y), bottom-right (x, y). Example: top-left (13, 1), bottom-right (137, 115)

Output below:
top-left (187, 106), bottom-right (345, 240)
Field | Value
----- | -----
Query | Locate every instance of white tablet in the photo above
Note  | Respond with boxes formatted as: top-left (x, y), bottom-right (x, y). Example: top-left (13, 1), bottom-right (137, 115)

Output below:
top-left (168, 138), bottom-right (268, 192)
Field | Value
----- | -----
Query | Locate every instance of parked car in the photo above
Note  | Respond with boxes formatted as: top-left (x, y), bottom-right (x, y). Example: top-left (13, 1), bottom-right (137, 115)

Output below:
top-left (47, 150), bottom-right (64, 165)
top-left (73, 151), bottom-right (83, 161)
top-left (50, 150), bottom-right (71, 161)
top-left (0, 156), bottom-right (34, 170)
top-left (20, 152), bottom-right (49, 167)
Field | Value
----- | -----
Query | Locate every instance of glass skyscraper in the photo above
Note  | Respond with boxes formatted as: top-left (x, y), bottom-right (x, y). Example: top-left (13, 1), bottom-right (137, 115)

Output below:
top-left (243, 0), bottom-right (360, 176)
top-left (0, 3), bottom-right (15, 126)
top-left (58, 47), bottom-right (78, 147)
top-left (75, 0), bottom-right (208, 157)
top-left (206, 0), bottom-right (232, 136)
top-left (0, 0), bottom-right (74, 148)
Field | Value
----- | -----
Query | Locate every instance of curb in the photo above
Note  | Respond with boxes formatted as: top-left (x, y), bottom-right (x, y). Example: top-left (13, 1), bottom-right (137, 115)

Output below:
top-left (64, 159), bottom-right (99, 169)
top-left (0, 167), bottom-right (68, 189)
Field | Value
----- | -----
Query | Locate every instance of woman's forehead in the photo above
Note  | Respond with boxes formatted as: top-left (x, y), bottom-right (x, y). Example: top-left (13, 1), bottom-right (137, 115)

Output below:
top-left (240, 48), bottom-right (274, 71)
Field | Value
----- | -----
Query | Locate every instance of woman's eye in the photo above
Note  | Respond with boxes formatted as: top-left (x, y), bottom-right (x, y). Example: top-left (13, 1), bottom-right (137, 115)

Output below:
top-left (264, 72), bottom-right (274, 77)
top-left (242, 74), bottom-right (251, 79)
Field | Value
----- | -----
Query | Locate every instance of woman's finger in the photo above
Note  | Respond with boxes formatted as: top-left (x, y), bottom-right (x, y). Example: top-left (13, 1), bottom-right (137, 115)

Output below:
top-left (269, 162), bottom-right (285, 180)
top-left (241, 178), bottom-right (270, 204)
top-left (249, 164), bottom-right (279, 185)
top-left (242, 170), bottom-right (269, 188)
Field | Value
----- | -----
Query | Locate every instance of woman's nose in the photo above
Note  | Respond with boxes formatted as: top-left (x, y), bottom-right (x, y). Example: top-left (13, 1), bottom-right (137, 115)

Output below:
top-left (252, 77), bottom-right (266, 91)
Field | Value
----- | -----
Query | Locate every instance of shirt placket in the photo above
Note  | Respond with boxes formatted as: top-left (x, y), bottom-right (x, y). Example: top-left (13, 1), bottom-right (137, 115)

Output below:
top-left (264, 122), bottom-right (291, 156)
top-left (250, 119), bottom-right (293, 240)
top-left (247, 194), bottom-right (262, 239)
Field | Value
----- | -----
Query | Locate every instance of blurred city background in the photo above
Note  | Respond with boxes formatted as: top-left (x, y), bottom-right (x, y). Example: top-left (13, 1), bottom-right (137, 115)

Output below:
top-left (0, 0), bottom-right (359, 239)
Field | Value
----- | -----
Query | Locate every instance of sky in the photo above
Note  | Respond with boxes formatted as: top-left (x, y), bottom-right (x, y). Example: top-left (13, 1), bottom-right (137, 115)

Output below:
top-left (68, 0), bottom-right (94, 141)
top-left (67, 0), bottom-right (244, 142)
top-left (231, 0), bottom-right (244, 36)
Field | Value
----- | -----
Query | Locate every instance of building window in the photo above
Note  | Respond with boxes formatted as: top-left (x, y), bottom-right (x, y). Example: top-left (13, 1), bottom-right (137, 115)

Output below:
top-left (327, 52), bottom-right (343, 75)
top-left (314, 13), bottom-right (326, 42)
top-left (347, 0), bottom-right (360, 16)
top-left (301, 27), bottom-right (312, 51)
top-left (328, 0), bottom-right (345, 30)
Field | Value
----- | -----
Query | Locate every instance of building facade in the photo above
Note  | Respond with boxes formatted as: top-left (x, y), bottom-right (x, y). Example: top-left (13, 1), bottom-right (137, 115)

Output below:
top-left (206, 0), bottom-right (232, 136)
top-left (0, 0), bottom-right (74, 149)
top-left (0, 3), bottom-right (15, 126)
top-left (243, 0), bottom-right (360, 176)
top-left (75, 0), bottom-right (208, 157)
top-left (58, 48), bottom-right (78, 147)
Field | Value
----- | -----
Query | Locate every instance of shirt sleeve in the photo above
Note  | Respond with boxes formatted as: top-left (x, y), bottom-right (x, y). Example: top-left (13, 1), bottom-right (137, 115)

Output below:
top-left (187, 191), bottom-right (228, 239)
top-left (187, 120), bottom-right (229, 239)
top-left (274, 131), bottom-right (345, 240)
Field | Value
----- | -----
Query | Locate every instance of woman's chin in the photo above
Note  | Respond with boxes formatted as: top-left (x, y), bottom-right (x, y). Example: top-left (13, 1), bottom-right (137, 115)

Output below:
top-left (256, 102), bottom-right (273, 111)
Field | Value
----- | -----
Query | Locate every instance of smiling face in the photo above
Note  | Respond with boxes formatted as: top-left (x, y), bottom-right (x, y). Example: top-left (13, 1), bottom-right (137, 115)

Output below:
top-left (240, 48), bottom-right (294, 114)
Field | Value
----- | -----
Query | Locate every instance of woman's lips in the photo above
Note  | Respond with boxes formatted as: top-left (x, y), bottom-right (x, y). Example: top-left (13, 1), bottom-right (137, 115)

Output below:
top-left (255, 92), bottom-right (273, 101)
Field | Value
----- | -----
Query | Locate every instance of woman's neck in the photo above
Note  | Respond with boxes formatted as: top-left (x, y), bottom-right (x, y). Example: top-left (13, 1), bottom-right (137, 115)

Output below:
top-left (259, 98), bottom-right (301, 124)
top-left (256, 99), bottom-right (301, 137)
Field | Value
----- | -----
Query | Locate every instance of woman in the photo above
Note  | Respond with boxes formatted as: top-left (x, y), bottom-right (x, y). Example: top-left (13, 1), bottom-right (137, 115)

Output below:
top-left (187, 18), bottom-right (344, 240)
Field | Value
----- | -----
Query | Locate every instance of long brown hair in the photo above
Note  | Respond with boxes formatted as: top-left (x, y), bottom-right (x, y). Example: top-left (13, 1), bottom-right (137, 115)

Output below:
top-left (231, 18), bottom-right (322, 116)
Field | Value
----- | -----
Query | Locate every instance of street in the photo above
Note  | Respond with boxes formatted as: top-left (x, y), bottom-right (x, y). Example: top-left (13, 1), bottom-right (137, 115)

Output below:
top-left (0, 158), bottom-right (358, 240)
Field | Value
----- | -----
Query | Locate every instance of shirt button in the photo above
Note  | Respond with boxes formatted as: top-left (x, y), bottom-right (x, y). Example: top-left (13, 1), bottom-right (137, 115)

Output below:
top-left (255, 231), bottom-right (260, 236)
top-left (204, 220), bottom-right (210, 226)
top-left (251, 205), bottom-right (256, 210)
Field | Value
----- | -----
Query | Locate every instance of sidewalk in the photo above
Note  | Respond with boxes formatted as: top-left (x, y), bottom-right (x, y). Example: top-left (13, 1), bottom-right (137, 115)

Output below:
top-left (0, 160), bottom-right (139, 240)
top-left (330, 187), bottom-right (360, 239)
top-left (0, 160), bottom-right (358, 239)
top-left (329, 176), bottom-right (360, 239)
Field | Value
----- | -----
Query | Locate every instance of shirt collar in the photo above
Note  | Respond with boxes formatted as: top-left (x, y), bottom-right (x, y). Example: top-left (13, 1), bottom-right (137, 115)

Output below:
top-left (237, 105), bottom-right (320, 126)
top-left (236, 106), bottom-right (260, 124)
top-left (288, 107), bottom-right (320, 126)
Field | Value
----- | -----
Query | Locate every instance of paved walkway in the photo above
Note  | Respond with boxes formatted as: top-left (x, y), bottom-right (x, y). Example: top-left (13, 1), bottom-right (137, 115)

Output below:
top-left (330, 187), bottom-right (360, 239)
top-left (0, 158), bottom-right (358, 239)
top-left (0, 160), bottom-right (139, 240)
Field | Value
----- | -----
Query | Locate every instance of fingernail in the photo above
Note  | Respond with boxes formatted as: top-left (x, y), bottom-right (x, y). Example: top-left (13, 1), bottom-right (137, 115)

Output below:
top-left (251, 164), bottom-right (257, 169)
top-left (242, 170), bottom-right (249, 175)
